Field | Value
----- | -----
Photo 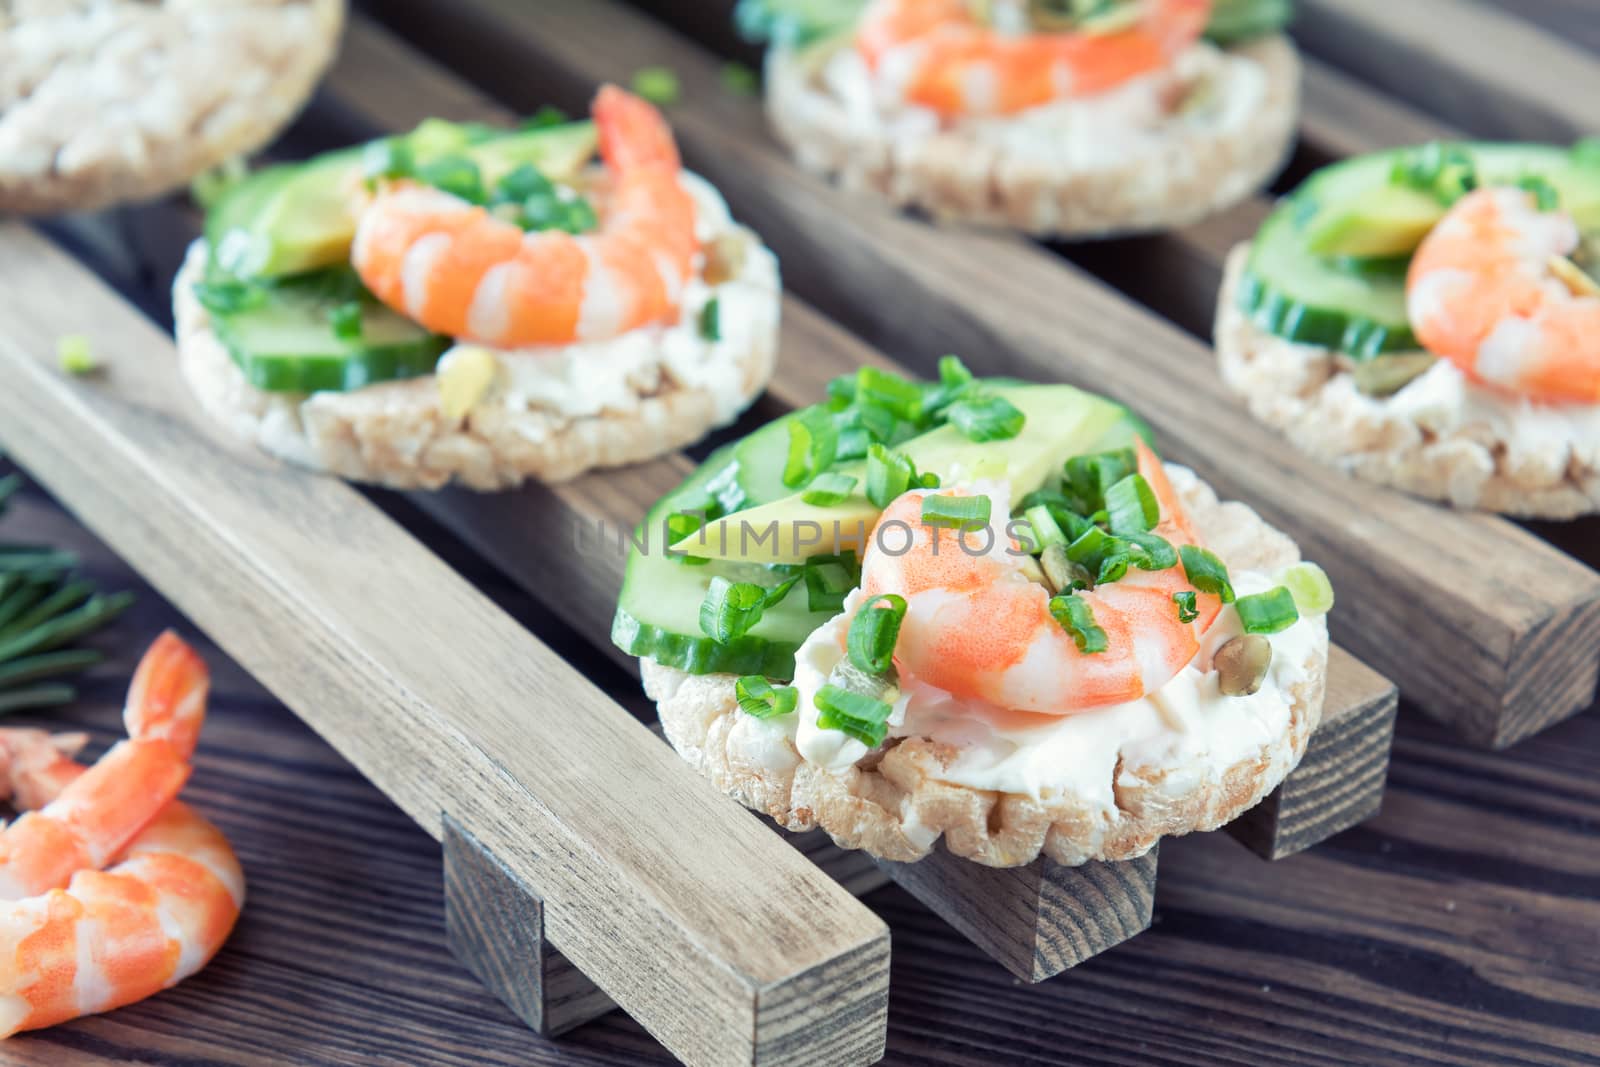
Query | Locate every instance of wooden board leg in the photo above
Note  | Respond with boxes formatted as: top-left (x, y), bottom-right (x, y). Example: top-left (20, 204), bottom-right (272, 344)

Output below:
top-left (1226, 651), bottom-right (1399, 860)
top-left (876, 846), bottom-right (1159, 983)
top-left (441, 815), bottom-right (616, 1037)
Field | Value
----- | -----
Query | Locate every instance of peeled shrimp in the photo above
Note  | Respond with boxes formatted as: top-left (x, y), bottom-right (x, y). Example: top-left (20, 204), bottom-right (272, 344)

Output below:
top-left (859, 441), bottom-right (1220, 713)
top-left (856, 0), bottom-right (1212, 117)
top-left (0, 639), bottom-right (242, 1038)
top-left (0, 630), bottom-right (207, 899)
top-left (1407, 186), bottom-right (1600, 404)
top-left (352, 85), bottom-right (700, 347)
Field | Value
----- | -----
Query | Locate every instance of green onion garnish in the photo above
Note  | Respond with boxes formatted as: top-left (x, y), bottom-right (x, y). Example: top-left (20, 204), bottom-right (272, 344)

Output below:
top-left (1179, 544), bottom-right (1235, 603)
top-left (802, 472), bottom-right (859, 507)
top-left (1023, 505), bottom-right (1068, 554)
top-left (1121, 531), bottom-right (1177, 572)
top-left (193, 278), bottom-right (267, 316)
top-left (1236, 586), bottom-right (1300, 635)
top-left (1048, 593), bottom-right (1108, 654)
top-left (330, 301), bottom-right (364, 343)
top-left (416, 155), bottom-right (485, 204)
top-left (362, 137), bottom-right (415, 182)
top-left (698, 297), bottom-right (721, 342)
top-left (855, 366), bottom-right (924, 423)
top-left (56, 335), bottom-right (98, 376)
top-left (782, 411), bottom-right (838, 490)
top-left (1105, 474), bottom-right (1158, 534)
top-left (522, 106), bottom-right (569, 130)
top-left (1064, 449), bottom-right (1136, 515)
top-left (1173, 591), bottom-right (1199, 624)
top-left (664, 511), bottom-right (709, 566)
top-left (813, 684), bottom-right (893, 747)
top-left (865, 444), bottom-right (912, 508)
top-left (946, 394), bottom-right (1024, 443)
top-left (920, 494), bottom-right (990, 531)
top-left (938, 354), bottom-right (973, 388)
top-left (1279, 561), bottom-right (1335, 616)
top-left (698, 577), bottom-right (769, 644)
top-left (496, 163), bottom-right (552, 202)
top-left (804, 552), bottom-right (860, 614)
top-left (735, 676), bottom-right (798, 719)
top-left (846, 594), bottom-right (907, 675)
top-left (632, 65), bottom-right (682, 106)
top-left (1516, 174), bottom-right (1561, 212)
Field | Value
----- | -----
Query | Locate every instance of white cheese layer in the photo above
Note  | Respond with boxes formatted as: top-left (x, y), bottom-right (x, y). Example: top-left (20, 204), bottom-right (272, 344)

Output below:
top-left (434, 171), bottom-right (779, 424)
top-left (771, 570), bottom-right (1320, 804)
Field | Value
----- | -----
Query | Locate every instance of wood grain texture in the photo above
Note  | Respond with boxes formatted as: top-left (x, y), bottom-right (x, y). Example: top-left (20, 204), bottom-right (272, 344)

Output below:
top-left (877, 847), bottom-right (1159, 983)
top-left (0, 225), bottom-right (890, 1067)
top-left (365, 0), bottom-right (1600, 748)
top-left (1295, 0), bottom-right (1600, 144)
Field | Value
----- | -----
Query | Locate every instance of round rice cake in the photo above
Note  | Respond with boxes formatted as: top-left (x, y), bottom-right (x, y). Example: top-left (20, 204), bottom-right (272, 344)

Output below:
top-left (643, 465), bottom-right (1330, 869)
top-left (171, 174), bottom-right (783, 491)
top-left (1215, 243), bottom-right (1600, 518)
top-left (1, 0), bottom-right (344, 215)
top-left (765, 32), bottom-right (1299, 238)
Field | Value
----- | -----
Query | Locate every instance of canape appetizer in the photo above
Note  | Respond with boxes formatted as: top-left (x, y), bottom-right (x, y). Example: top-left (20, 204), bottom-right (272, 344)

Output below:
top-left (738, 0), bottom-right (1298, 237)
top-left (614, 360), bottom-right (1331, 866)
top-left (0, 632), bottom-right (244, 1035)
top-left (1217, 141), bottom-right (1600, 517)
top-left (174, 88), bottom-right (780, 490)
top-left (1, 0), bottom-right (343, 214)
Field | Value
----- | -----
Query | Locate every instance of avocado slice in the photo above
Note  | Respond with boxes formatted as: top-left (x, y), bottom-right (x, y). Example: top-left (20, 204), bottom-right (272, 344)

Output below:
top-left (1301, 184), bottom-right (1447, 259)
top-left (208, 120), bottom-right (599, 282)
top-left (674, 384), bottom-right (1143, 565)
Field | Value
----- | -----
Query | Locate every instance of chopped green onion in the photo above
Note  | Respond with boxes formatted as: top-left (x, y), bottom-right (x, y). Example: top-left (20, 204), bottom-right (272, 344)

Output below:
top-left (846, 594), bottom-right (907, 675)
top-left (803, 552), bottom-right (859, 614)
top-left (946, 394), bottom-right (1024, 443)
top-left (1179, 544), bottom-right (1235, 603)
top-left (1121, 531), bottom-right (1177, 572)
top-left (416, 155), bottom-right (486, 204)
top-left (813, 684), bottom-right (893, 747)
top-left (855, 366), bottom-right (924, 423)
top-left (1048, 594), bottom-right (1109, 654)
top-left (56, 335), bottom-right (98, 376)
top-left (865, 444), bottom-right (913, 508)
top-left (920, 494), bottom-right (990, 531)
top-left (1279, 561), bottom-right (1335, 616)
top-left (1516, 174), bottom-right (1561, 212)
top-left (1390, 141), bottom-right (1477, 205)
top-left (1024, 505), bottom-right (1068, 554)
top-left (554, 198), bottom-right (598, 234)
top-left (735, 676), bottom-right (798, 719)
top-left (1105, 473), bottom-right (1159, 534)
top-left (698, 577), bottom-right (769, 644)
top-left (1039, 543), bottom-right (1086, 593)
top-left (802, 472), bottom-right (859, 507)
top-left (938, 354), bottom-right (973, 388)
top-left (329, 302), bottom-right (364, 343)
top-left (826, 373), bottom-right (857, 407)
top-left (522, 106), bottom-right (569, 130)
top-left (1236, 586), bottom-right (1300, 635)
top-left (720, 61), bottom-right (760, 96)
top-left (193, 278), bottom-right (267, 316)
top-left (834, 427), bottom-right (873, 463)
top-left (1173, 591), bottom-right (1199, 624)
top-left (495, 163), bottom-right (553, 203)
top-left (664, 511), bottom-right (709, 566)
top-left (782, 410), bottom-right (838, 490)
top-left (362, 137), bottom-right (415, 182)
top-left (698, 297), bottom-right (721, 342)
top-left (1063, 449), bottom-right (1136, 514)
top-left (632, 65), bottom-right (681, 106)
top-left (1015, 489), bottom-right (1093, 542)
top-left (764, 574), bottom-right (801, 607)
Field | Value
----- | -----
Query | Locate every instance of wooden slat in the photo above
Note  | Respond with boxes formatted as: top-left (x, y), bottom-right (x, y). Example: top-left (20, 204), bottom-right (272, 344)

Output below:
top-left (0, 228), bottom-right (890, 1067)
top-left (1295, 0), bottom-right (1600, 144)
top-left (366, 0), bottom-right (1600, 751)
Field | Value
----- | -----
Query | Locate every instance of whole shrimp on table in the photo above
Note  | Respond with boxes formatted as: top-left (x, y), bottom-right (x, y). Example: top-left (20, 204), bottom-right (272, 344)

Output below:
top-left (1407, 185), bottom-right (1600, 405)
top-left (353, 84), bottom-right (700, 348)
top-left (0, 632), bottom-right (243, 1037)
top-left (856, 0), bottom-right (1213, 117)
top-left (860, 440), bottom-right (1222, 713)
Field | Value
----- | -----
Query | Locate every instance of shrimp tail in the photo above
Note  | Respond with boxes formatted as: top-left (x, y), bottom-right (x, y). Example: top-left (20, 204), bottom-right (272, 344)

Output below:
top-left (593, 84), bottom-right (681, 173)
top-left (124, 630), bottom-right (209, 761)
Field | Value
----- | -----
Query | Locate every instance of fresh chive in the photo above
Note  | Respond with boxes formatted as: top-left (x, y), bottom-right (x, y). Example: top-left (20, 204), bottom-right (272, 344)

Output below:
top-left (0, 582), bottom-right (50, 632)
top-left (0, 474), bottom-right (20, 511)
top-left (0, 683), bottom-right (76, 716)
top-left (945, 394), bottom-right (1025, 443)
top-left (1179, 544), bottom-right (1235, 604)
top-left (813, 684), bottom-right (893, 747)
top-left (1236, 586), bottom-right (1299, 635)
top-left (1105, 474), bottom-right (1159, 534)
top-left (1279, 561), bottom-right (1335, 616)
top-left (846, 594), bottom-right (907, 675)
top-left (802, 472), bottom-right (859, 507)
top-left (920, 494), bottom-right (990, 531)
top-left (330, 302), bottom-right (364, 343)
top-left (735, 676), bottom-right (798, 719)
top-left (803, 552), bottom-right (859, 614)
top-left (0, 648), bottom-right (102, 689)
top-left (698, 577), bottom-right (770, 644)
top-left (865, 444), bottom-right (913, 508)
top-left (782, 410), bottom-right (839, 490)
top-left (698, 297), bottom-right (722, 342)
top-left (0, 550), bottom-right (77, 574)
top-left (855, 366), bottom-right (924, 423)
top-left (1173, 591), bottom-right (1199, 624)
top-left (57, 335), bottom-right (98, 376)
top-left (1048, 593), bottom-right (1109, 654)
top-left (720, 61), bottom-right (760, 96)
top-left (632, 65), bottom-right (682, 105)
top-left (0, 579), bottom-right (93, 642)
top-left (0, 591), bottom-right (133, 664)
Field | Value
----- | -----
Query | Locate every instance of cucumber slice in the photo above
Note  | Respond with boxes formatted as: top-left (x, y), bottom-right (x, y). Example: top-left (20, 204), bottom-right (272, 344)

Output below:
top-left (205, 269), bottom-right (449, 393)
top-left (1241, 143), bottom-right (1600, 359)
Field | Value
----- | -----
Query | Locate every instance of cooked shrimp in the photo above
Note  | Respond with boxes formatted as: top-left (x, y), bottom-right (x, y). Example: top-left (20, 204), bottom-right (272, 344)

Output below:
top-left (352, 85), bottom-right (700, 347)
top-left (1407, 186), bottom-right (1600, 404)
top-left (856, 0), bottom-right (1212, 117)
top-left (859, 441), bottom-right (1220, 713)
top-left (0, 731), bottom-right (243, 1038)
top-left (0, 631), bottom-right (207, 899)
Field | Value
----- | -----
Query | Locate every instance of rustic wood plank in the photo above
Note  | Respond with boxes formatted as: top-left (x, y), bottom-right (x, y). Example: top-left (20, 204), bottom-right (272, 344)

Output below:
top-left (0, 226), bottom-right (890, 1067)
top-left (878, 847), bottom-right (1160, 983)
top-left (1294, 0), bottom-right (1600, 144)
top-left (365, 0), bottom-right (1600, 749)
